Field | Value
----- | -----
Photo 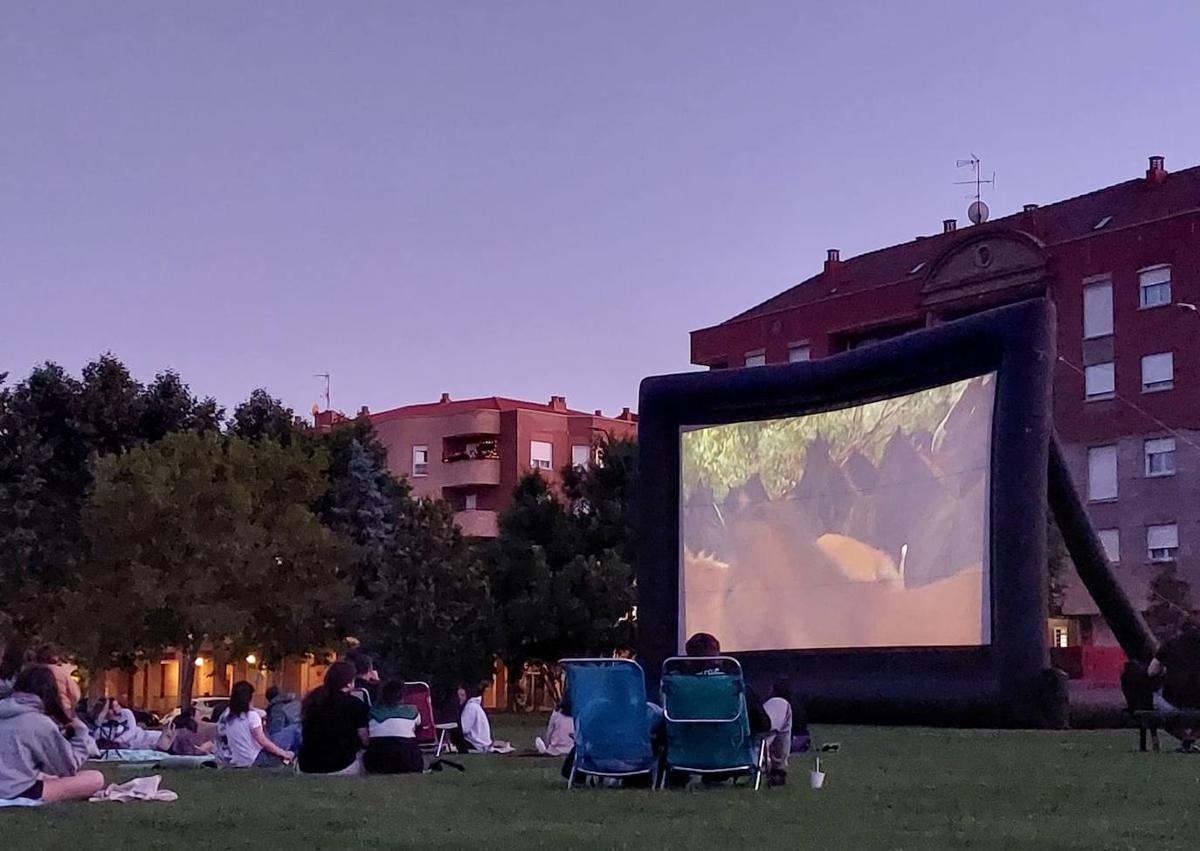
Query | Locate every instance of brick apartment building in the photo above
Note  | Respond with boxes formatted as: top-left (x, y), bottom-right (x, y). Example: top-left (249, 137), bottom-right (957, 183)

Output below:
top-left (319, 395), bottom-right (636, 537)
top-left (690, 155), bottom-right (1200, 663)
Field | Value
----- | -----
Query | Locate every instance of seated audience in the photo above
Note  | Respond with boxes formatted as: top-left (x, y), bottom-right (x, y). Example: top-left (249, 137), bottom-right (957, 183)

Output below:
top-left (157, 708), bottom-right (214, 757)
top-left (451, 683), bottom-right (493, 753)
top-left (265, 685), bottom-right (302, 752)
top-left (1149, 619), bottom-right (1200, 750)
top-left (763, 679), bottom-right (796, 787)
top-left (347, 651), bottom-right (380, 706)
top-left (683, 633), bottom-right (771, 735)
top-left (33, 644), bottom-right (82, 718)
top-left (535, 698), bottom-right (575, 756)
top-left (0, 665), bottom-right (104, 802)
top-left (215, 681), bottom-right (293, 767)
top-left (298, 660), bottom-right (369, 775)
top-left (364, 679), bottom-right (424, 774)
top-left (0, 643), bottom-right (32, 700)
top-left (93, 697), bottom-right (160, 749)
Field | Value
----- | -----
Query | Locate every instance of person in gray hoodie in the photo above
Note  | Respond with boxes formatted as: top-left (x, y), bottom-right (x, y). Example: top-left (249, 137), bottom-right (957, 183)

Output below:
top-left (0, 665), bottom-right (104, 802)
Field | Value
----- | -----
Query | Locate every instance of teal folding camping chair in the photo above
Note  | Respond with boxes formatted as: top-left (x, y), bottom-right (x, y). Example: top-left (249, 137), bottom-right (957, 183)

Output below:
top-left (660, 656), bottom-right (766, 790)
top-left (560, 658), bottom-right (658, 788)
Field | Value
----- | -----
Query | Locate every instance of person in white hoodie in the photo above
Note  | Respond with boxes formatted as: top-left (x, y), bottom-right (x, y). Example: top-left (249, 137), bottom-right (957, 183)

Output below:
top-left (0, 665), bottom-right (104, 802)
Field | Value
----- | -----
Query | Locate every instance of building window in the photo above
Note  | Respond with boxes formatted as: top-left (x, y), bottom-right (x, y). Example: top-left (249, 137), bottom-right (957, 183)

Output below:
top-left (571, 444), bottom-right (591, 468)
top-left (1098, 528), bottom-right (1120, 563)
top-left (412, 445), bottom-right (428, 477)
top-left (788, 343), bottom-right (811, 363)
top-left (531, 440), bottom-right (553, 471)
top-left (1147, 523), bottom-right (1179, 562)
top-left (1145, 437), bottom-right (1177, 477)
top-left (1141, 352), bottom-right (1174, 392)
top-left (1083, 280), bottom-right (1113, 339)
top-left (1087, 445), bottom-right (1118, 502)
top-left (1139, 265), bottom-right (1172, 309)
top-left (1084, 362), bottom-right (1115, 401)
top-left (744, 350), bottom-right (766, 368)
top-left (1052, 626), bottom-right (1069, 648)
top-left (464, 493), bottom-right (477, 511)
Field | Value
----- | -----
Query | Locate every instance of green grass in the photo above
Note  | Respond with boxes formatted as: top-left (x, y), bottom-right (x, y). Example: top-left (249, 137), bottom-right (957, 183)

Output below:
top-left (11, 716), bottom-right (1200, 850)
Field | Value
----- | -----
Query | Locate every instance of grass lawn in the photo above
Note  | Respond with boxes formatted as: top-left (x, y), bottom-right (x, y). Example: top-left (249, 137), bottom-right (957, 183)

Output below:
top-left (9, 715), bottom-right (1200, 850)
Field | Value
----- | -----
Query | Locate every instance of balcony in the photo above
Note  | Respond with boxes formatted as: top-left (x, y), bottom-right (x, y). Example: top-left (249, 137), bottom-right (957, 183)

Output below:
top-left (454, 509), bottom-right (499, 538)
top-left (442, 410), bottom-right (502, 438)
top-left (441, 457), bottom-right (502, 488)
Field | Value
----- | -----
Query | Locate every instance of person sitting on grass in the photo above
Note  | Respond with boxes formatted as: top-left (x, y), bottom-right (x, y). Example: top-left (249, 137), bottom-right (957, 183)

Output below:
top-left (215, 681), bottom-right (294, 767)
top-left (346, 651), bottom-right (380, 706)
top-left (363, 679), bottom-right (424, 774)
top-left (265, 685), bottom-right (302, 753)
top-left (450, 683), bottom-right (514, 754)
top-left (763, 679), bottom-right (797, 787)
top-left (156, 708), bottom-right (214, 757)
top-left (535, 697), bottom-right (575, 757)
top-left (1148, 619), bottom-right (1200, 751)
top-left (0, 665), bottom-right (104, 803)
top-left (298, 661), bottom-right (370, 775)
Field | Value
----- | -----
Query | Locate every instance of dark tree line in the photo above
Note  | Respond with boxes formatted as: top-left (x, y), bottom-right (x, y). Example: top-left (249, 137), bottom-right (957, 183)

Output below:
top-left (1, 355), bottom-right (640, 707)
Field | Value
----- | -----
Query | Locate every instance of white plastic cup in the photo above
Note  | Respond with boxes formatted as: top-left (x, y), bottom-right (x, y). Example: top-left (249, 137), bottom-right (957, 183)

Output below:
top-left (809, 770), bottom-right (826, 789)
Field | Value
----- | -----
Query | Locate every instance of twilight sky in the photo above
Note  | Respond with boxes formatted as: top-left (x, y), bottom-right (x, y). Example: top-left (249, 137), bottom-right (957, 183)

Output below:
top-left (4, 2), bottom-right (1199, 419)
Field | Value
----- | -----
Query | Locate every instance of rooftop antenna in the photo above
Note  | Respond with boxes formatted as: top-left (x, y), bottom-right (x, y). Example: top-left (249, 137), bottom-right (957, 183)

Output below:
top-left (955, 154), bottom-right (996, 224)
top-left (314, 373), bottom-right (331, 411)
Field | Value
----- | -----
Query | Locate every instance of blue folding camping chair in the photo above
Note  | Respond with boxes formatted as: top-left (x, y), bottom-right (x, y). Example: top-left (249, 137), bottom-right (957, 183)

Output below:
top-left (560, 658), bottom-right (658, 788)
top-left (659, 656), bottom-right (766, 790)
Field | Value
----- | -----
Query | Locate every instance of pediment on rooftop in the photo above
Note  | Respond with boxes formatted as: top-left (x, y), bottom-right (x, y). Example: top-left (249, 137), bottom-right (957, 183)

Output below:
top-left (921, 229), bottom-right (1049, 307)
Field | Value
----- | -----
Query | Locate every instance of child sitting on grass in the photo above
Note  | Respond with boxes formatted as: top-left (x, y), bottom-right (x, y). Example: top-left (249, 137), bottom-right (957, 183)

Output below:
top-left (363, 680), bottom-right (424, 774)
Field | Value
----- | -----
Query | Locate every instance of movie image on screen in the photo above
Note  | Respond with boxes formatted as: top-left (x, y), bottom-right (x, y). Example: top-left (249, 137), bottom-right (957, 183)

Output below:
top-left (680, 374), bottom-right (994, 652)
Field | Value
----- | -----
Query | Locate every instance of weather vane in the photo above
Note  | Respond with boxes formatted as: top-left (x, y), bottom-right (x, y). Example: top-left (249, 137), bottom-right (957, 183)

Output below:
top-left (955, 154), bottom-right (996, 224)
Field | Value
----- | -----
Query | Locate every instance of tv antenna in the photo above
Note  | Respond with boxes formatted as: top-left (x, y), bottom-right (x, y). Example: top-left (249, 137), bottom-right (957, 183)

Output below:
top-left (955, 154), bottom-right (995, 224)
top-left (314, 372), bottom-right (331, 411)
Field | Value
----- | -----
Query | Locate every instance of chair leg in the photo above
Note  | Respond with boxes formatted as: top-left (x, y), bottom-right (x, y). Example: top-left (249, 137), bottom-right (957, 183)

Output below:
top-left (566, 762), bottom-right (577, 790)
top-left (1152, 727), bottom-right (1161, 753)
top-left (435, 730), bottom-right (445, 757)
top-left (1139, 726), bottom-right (1148, 753)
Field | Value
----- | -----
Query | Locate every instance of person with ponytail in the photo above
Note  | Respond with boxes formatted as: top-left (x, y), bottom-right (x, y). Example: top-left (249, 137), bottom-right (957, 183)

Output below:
top-left (297, 661), bottom-right (369, 775)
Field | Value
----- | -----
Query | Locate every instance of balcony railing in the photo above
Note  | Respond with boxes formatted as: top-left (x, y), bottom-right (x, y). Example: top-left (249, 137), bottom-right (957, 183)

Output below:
top-left (442, 458), bottom-right (502, 488)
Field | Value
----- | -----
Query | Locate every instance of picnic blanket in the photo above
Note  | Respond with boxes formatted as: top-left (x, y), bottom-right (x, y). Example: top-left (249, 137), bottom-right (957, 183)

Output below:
top-left (0, 797), bottom-right (43, 809)
top-left (90, 749), bottom-right (215, 767)
top-left (90, 774), bottom-right (178, 803)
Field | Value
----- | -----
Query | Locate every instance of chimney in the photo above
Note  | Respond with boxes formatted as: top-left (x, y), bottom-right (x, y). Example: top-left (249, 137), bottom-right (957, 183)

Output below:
top-left (594, 409), bottom-right (602, 417)
top-left (439, 393), bottom-right (451, 404)
top-left (943, 219), bottom-right (957, 233)
top-left (619, 407), bottom-right (633, 421)
top-left (1023, 204), bottom-right (1039, 212)
top-left (1147, 155), bottom-right (1167, 185)
top-left (357, 406), bottom-right (370, 418)
top-left (823, 248), bottom-right (841, 276)
top-left (549, 395), bottom-right (567, 411)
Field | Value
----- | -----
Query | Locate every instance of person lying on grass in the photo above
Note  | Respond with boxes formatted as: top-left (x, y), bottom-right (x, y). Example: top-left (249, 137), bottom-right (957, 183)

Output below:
top-left (215, 681), bottom-right (294, 767)
top-left (0, 665), bottom-right (104, 803)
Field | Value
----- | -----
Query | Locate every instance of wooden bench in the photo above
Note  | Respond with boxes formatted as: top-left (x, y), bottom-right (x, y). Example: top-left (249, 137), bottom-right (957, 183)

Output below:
top-left (1132, 710), bottom-right (1200, 752)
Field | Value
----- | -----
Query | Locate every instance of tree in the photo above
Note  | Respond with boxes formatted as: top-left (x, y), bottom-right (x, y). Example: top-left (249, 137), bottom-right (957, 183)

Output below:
top-left (71, 431), bottom-right (354, 705)
top-left (1046, 513), bottom-right (1069, 616)
top-left (485, 472), bottom-right (635, 695)
top-left (0, 363), bottom-right (90, 639)
top-left (1146, 564), bottom-right (1195, 641)
top-left (231, 389), bottom-right (299, 446)
top-left (139, 370), bottom-right (224, 441)
top-left (319, 425), bottom-right (493, 692)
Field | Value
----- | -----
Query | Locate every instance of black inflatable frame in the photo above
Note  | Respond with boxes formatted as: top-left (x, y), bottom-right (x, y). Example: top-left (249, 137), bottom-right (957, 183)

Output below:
top-left (640, 300), bottom-right (1067, 726)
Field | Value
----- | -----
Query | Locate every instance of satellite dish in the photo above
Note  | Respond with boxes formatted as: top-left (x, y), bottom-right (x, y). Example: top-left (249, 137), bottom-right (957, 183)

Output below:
top-left (968, 200), bottom-right (990, 225)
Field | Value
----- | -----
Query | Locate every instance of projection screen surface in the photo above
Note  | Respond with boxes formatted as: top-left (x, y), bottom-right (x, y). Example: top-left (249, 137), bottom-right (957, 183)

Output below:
top-left (680, 374), bottom-right (995, 652)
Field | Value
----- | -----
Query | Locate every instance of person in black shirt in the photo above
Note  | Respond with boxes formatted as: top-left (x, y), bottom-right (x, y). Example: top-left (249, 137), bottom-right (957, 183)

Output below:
top-left (298, 661), bottom-right (370, 774)
top-left (346, 651), bottom-right (380, 706)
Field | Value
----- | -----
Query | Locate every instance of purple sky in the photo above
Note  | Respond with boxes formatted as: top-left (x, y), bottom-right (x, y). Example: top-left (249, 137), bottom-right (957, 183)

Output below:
top-left (4, 2), bottom-right (1199, 419)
